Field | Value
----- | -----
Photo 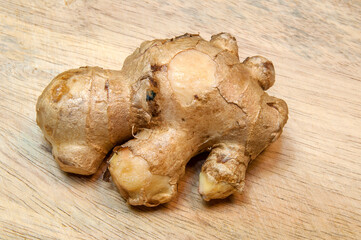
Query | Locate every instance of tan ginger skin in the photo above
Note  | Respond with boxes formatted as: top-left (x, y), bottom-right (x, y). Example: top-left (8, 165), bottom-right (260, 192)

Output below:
top-left (36, 33), bottom-right (288, 207)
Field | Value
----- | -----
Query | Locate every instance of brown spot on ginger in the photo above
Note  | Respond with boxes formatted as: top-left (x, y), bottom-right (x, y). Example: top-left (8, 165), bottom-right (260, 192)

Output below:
top-left (51, 82), bottom-right (69, 102)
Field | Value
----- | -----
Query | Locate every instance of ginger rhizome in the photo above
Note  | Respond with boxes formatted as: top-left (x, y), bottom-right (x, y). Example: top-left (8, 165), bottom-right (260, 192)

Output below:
top-left (36, 33), bottom-right (288, 206)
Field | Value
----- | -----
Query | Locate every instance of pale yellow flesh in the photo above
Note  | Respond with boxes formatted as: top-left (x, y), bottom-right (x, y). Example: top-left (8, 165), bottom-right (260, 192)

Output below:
top-left (199, 172), bottom-right (235, 201)
top-left (109, 148), bottom-right (151, 192)
top-left (168, 49), bottom-right (217, 106)
top-left (109, 148), bottom-right (173, 206)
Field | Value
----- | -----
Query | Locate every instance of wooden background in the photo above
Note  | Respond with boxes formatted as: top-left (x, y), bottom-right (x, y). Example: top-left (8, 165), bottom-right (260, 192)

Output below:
top-left (1, 0), bottom-right (360, 239)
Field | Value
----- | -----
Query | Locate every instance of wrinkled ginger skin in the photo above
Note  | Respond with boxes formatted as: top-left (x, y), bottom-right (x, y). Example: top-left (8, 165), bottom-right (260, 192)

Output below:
top-left (36, 68), bottom-right (132, 175)
top-left (36, 33), bottom-right (288, 206)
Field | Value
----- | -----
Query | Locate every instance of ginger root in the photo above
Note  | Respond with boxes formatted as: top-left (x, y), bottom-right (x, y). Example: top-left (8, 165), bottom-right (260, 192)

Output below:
top-left (36, 33), bottom-right (288, 206)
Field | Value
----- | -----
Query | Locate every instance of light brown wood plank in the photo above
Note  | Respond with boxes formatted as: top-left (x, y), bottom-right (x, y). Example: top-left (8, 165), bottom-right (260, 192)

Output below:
top-left (0, 0), bottom-right (360, 239)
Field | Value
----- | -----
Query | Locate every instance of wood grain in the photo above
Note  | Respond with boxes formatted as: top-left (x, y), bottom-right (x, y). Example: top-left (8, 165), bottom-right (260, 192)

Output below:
top-left (1, 0), bottom-right (360, 239)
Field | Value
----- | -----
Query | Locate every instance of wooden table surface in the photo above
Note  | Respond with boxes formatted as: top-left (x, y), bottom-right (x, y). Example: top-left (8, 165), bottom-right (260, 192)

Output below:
top-left (1, 0), bottom-right (360, 239)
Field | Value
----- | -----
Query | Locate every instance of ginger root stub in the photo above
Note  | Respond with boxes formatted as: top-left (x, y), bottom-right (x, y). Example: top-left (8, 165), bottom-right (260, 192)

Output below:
top-left (36, 33), bottom-right (288, 207)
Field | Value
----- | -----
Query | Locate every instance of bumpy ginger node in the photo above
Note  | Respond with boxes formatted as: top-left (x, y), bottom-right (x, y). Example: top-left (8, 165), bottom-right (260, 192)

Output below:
top-left (36, 33), bottom-right (288, 207)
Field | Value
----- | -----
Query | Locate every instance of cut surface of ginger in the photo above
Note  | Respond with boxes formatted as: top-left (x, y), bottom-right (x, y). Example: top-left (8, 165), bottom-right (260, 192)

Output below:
top-left (168, 49), bottom-right (217, 106)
